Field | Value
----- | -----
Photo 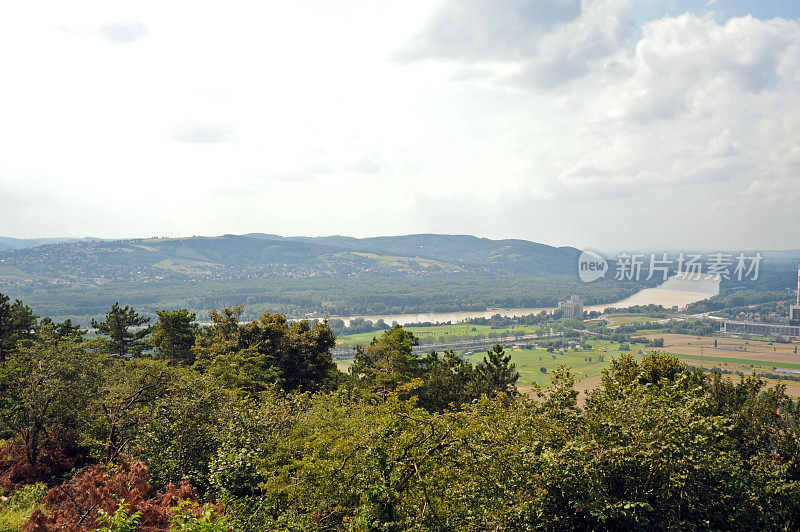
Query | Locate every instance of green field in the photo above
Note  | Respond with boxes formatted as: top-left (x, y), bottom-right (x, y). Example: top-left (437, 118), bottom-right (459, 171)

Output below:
top-left (336, 323), bottom-right (545, 349)
top-left (467, 340), bottom-right (639, 388)
top-left (333, 251), bottom-right (462, 272)
top-left (335, 334), bottom-right (642, 391)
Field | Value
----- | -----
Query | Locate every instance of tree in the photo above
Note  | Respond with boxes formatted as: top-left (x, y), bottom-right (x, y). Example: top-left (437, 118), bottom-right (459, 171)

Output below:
top-left (350, 325), bottom-right (420, 401)
top-left (639, 350), bottom-right (685, 384)
top-left (91, 303), bottom-right (151, 357)
top-left (209, 347), bottom-right (280, 395)
top-left (474, 344), bottom-right (519, 397)
top-left (90, 358), bottom-right (171, 462)
top-left (0, 292), bottom-right (10, 364)
top-left (277, 318), bottom-right (338, 392)
top-left (199, 310), bottom-right (338, 394)
top-left (38, 316), bottom-right (86, 341)
top-left (193, 306), bottom-right (245, 372)
top-left (0, 326), bottom-right (99, 464)
top-left (140, 369), bottom-right (228, 488)
top-left (238, 313), bottom-right (338, 392)
top-left (0, 293), bottom-right (38, 364)
top-left (417, 350), bottom-right (478, 412)
top-left (150, 309), bottom-right (198, 364)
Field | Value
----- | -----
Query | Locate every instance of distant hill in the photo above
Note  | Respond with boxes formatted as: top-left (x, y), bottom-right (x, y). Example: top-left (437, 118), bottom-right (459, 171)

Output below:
top-left (0, 233), bottom-right (581, 283)
top-left (0, 236), bottom-right (101, 251)
top-left (294, 234), bottom-right (580, 274)
top-left (0, 233), bottom-right (672, 325)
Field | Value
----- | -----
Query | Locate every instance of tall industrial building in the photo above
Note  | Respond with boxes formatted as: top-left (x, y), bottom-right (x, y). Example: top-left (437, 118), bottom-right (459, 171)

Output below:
top-left (559, 295), bottom-right (584, 319)
top-left (791, 261), bottom-right (800, 327)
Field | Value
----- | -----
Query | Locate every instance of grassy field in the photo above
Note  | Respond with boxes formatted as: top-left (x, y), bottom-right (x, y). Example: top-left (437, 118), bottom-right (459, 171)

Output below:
top-left (333, 324), bottom-right (800, 402)
top-left (668, 352), bottom-right (800, 370)
top-left (466, 340), bottom-right (640, 391)
top-left (333, 251), bottom-right (461, 272)
top-left (334, 339), bottom-right (640, 401)
top-left (647, 333), bottom-right (800, 365)
top-left (336, 323), bottom-right (545, 348)
top-left (335, 324), bottom-right (645, 401)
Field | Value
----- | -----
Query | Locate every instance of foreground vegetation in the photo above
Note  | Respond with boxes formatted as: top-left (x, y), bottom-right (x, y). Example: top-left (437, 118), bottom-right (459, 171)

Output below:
top-left (1, 292), bottom-right (800, 530)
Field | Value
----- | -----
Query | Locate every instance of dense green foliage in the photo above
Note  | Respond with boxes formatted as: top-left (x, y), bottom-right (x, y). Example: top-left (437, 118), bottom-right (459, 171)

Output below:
top-left (688, 289), bottom-right (788, 313)
top-left (209, 363), bottom-right (800, 531)
top-left (0, 483), bottom-right (47, 531)
top-left (0, 295), bottom-right (36, 364)
top-left (150, 309), bottom-right (198, 364)
top-left (1, 291), bottom-right (799, 530)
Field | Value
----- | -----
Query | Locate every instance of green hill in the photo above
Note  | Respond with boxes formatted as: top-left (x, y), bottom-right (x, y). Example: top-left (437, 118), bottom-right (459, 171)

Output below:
top-left (0, 233), bottom-right (581, 281)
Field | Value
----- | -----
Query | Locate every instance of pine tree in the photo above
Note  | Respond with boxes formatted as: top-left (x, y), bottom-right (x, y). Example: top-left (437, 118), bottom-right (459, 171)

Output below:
top-left (0, 292), bottom-right (38, 364)
top-left (91, 303), bottom-right (150, 357)
top-left (150, 309), bottom-right (197, 364)
top-left (475, 344), bottom-right (519, 396)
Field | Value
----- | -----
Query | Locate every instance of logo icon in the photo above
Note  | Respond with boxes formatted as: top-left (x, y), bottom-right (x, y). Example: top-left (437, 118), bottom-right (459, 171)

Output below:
top-left (578, 250), bottom-right (608, 282)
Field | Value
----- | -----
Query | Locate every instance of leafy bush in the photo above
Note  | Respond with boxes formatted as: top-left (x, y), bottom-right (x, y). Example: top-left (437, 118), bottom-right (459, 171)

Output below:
top-left (0, 483), bottom-right (47, 532)
top-left (96, 501), bottom-right (141, 532)
top-left (170, 501), bottom-right (229, 531)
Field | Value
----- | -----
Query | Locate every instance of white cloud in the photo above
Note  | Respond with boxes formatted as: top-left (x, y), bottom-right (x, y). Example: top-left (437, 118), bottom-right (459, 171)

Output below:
top-left (172, 121), bottom-right (235, 144)
top-left (393, 0), bottom-right (582, 63)
top-left (98, 19), bottom-right (149, 44)
top-left (0, 1), bottom-right (797, 250)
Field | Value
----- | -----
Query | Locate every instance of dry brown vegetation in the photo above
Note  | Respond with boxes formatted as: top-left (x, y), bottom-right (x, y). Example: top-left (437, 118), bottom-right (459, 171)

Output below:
top-left (23, 461), bottom-right (197, 531)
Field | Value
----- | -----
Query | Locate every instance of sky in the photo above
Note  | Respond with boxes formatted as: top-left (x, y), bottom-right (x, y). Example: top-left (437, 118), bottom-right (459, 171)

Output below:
top-left (0, 0), bottom-right (799, 250)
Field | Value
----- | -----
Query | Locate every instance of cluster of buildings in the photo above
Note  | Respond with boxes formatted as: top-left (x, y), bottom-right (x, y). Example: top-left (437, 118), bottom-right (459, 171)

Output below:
top-left (722, 263), bottom-right (800, 339)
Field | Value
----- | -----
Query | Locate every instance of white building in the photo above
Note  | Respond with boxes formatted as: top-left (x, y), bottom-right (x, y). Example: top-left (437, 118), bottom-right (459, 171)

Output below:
top-left (559, 295), bottom-right (584, 319)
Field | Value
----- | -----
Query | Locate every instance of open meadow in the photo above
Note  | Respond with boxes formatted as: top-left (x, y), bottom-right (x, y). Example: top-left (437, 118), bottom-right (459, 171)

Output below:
top-left (465, 341), bottom-right (636, 390)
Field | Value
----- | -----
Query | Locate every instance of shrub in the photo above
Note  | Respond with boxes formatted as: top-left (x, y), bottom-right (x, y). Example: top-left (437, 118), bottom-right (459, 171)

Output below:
top-left (170, 501), bottom-right (229, 531)
top-left (96, 501), bottom-right (141, 532)
top-left (0, 483), bottom-right (47, 532)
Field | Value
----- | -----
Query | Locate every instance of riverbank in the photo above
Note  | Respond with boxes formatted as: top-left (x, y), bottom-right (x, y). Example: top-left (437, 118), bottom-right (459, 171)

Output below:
top-left (331, 275), bottom-right (720, 326)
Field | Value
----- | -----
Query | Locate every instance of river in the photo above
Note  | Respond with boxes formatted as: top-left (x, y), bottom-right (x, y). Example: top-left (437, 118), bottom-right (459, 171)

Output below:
top-left (331, 275), bottom-right (720, 326)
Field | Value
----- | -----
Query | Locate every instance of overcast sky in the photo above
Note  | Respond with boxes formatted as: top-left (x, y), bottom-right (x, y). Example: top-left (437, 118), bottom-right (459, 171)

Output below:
top-left (1, 0), bottom-right (799, 249)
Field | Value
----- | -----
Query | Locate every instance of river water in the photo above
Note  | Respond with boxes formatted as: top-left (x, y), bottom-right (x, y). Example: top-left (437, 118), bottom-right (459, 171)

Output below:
top-left (332, 275), bottom-right (720, 326)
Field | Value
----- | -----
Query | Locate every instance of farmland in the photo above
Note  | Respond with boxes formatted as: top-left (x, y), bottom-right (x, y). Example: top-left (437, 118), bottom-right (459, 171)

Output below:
top-left (646, 333), bottom-right (800, 367)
